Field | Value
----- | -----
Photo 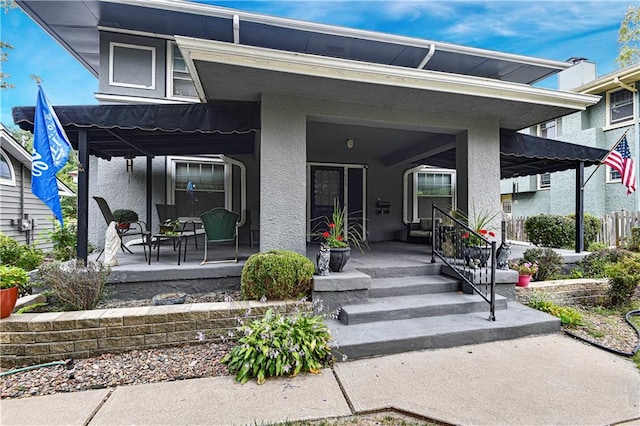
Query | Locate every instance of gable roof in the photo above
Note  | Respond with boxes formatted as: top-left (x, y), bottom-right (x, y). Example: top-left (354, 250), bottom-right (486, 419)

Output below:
top-left (574, 63), bottom-right (640, 95)
top-left (18, 0), bottom-right (570, 85)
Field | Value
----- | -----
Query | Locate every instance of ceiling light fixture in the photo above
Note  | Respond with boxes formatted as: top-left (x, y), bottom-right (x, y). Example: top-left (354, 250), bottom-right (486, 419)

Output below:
top-left (346, 138), bottom-right (354, 149)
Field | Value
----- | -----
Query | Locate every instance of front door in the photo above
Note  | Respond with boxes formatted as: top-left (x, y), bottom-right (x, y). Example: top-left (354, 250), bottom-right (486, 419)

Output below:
top-left (308, 164), bottom-right (366, 241)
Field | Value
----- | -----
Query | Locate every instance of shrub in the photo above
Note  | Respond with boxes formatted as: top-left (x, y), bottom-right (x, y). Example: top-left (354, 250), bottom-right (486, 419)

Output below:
top-left (630, 226), bottom-right (640, 252)
top-left (37, 260), bottom-right (111, 311)
top-left (566, 213), bottom-right (602, 249)
top-left (241, 250), bottom-right (315, 300)
top-left (587, 241), bottom-right (608, 252)
top-left (525, 215), bottom-right (573, 248)
top-left (221, 308), bottom-right (332, 384)
top-left (577, 248), bottom-right (633, 278)
top-left (523, 248), bottom-right (563, 281)
top-left (0, 233), bottom-right (44, 271)
top-left (47, 221), bottom-right (77, 261)
top-left (527, 291), bottom-right (583, 327)
top-left (604, 256), bottom-right (640, 307)
top-left (0, 265), bottom-right (30, 296)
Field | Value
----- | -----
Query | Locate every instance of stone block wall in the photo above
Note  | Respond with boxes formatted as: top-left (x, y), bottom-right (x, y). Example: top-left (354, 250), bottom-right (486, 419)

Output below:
top-left (515, 279), bottom-right (609, 306)
top-left (0, 300), bottom-right (308, 369)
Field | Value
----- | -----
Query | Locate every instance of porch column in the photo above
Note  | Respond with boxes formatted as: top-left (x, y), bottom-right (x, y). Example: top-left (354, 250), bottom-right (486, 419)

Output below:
top-left (260, 95), bottom-right (307, 254)
top-left (455, 123), bottom-right (502, 232)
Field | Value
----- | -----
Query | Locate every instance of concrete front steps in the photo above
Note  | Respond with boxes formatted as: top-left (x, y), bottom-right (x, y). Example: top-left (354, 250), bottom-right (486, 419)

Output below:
top-left (324, 266), bottom-right (560, 360)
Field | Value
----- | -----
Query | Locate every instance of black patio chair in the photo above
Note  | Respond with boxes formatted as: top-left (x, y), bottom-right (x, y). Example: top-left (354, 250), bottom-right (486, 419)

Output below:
top-left (155, 203), bottom-right (200, 249)
top-left (93, 196), bottom-right (151, 261)
top-left (200, 208), bottom-right (239, 264)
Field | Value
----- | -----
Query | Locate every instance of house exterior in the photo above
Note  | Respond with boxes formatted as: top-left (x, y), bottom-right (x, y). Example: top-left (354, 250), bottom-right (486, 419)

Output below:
top-left (501, 61), bottom-right (640, 219)
top-left (14, 0), bottom-right (601, 255)
top-left (0, 125), bottom-right (75, 250)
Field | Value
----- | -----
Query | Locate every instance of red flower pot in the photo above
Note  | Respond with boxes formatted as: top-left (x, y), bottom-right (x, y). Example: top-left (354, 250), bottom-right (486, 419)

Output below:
top-left (517, 275), bottom-right (531, 288)
top-left (0, 286), bottom-right (19, 319)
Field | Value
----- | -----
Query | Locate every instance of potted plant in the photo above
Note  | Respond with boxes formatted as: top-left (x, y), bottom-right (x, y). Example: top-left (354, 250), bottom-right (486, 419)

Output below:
top-left (460, 206), bottom-right (499, 267)
top-left (159, 219), bottom-right (181, 235)
top-left (510, 260), bottom-right (539, 287)
top-left (112, 209), bottom-right (138, 230)
top-left (0, 265), bottom-right (30, 318)
top-left (316, 200), bottom-right (368, 272)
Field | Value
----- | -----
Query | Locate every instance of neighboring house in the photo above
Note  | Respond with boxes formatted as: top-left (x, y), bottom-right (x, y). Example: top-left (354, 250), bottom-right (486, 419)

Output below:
top-left (501, 61), bottom-right (640, 219)
top-left (13, 1), bottom-right (602, 256)
top-left (0, 125), bottom-right (75, 250)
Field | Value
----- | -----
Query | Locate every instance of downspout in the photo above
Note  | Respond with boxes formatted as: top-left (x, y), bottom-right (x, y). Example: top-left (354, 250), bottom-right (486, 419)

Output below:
top-left (417, 44), bottom-right (436, 70)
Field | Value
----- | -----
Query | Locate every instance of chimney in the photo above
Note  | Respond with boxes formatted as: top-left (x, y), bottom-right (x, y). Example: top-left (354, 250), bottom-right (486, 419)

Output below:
top-left (558, 58), bottom-right (596, 91)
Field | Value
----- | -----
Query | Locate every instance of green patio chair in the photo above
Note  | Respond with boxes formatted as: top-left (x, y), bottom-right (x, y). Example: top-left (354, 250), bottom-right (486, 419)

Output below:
top-left (199, 208), bottom-right (239, 264)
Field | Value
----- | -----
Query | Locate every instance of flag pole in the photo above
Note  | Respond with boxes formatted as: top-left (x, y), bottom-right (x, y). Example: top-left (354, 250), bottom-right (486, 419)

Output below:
top-left (582, 129), bottom-right (630, 189)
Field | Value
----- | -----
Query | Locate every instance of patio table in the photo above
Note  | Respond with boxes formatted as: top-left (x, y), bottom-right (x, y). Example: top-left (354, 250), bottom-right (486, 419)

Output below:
top-left (152, 233), bottom-right (189, 265)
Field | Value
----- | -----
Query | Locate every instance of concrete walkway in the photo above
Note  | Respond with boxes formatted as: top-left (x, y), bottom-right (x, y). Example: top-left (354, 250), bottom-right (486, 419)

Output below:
top-left (1, 334), bottom-right (638, 426)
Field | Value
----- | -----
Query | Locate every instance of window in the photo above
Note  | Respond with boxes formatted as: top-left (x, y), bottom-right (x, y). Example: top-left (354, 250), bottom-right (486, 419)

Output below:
top-left (109, 42), bottom-right (156, 89)
top-left (607, 166), bottom-right (622, 183)
top-left (0, 150), bottom-right (15, 186)
top-left (608, 88), bottom-right (634, 126)
top-left (168, 43), bottom-right (198, 99)
top-left (539, 120), bottom-right (556, 138)
top-left (502, 200), bottom-right (512, 215)
top-left (416, 172), bottom-right (452, 196)
top-left (538, 173), bottom-right (551, 189)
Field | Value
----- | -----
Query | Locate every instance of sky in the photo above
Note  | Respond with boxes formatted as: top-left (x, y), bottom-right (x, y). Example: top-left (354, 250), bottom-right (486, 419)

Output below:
top-left (0, 1), bottom-right (635, 128)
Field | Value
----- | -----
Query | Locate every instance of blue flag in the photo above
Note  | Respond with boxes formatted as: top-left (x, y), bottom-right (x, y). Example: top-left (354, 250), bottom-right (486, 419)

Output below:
top-left (31, 86), bottom-right (72, 226)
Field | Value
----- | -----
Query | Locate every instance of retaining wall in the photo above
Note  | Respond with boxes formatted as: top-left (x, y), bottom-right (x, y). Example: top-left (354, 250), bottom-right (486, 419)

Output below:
top-left (0, 300), bottom-right (308, 369)
top-left (515, 278), bottom-right (609, 305)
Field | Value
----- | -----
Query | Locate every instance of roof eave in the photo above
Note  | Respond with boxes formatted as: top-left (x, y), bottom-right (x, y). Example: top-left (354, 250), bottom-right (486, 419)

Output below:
top-left (576, 63), bottom-right (640, 95)
top-left (177, 36), bottom-right (600, 111)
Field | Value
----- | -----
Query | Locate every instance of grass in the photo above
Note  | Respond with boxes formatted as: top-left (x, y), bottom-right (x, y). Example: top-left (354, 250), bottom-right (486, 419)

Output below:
top-left (265, 414), bottom-right (443, 426)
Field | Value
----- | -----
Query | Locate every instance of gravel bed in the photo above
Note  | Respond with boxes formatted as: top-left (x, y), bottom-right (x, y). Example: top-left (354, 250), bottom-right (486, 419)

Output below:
top-left (564, 307), bottom-right (639, 354)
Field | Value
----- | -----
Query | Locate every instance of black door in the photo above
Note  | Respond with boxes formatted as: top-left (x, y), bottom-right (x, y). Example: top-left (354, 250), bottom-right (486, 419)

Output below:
top-left (310, 166), bottom-right (344, 236)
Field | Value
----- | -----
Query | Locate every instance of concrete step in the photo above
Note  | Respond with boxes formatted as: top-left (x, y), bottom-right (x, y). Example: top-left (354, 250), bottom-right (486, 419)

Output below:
top-left (356, 263), bottom-right (441, 279)
top-left (339, 292), bottom-right (508, 325)
top-left (328, 302), bottom-right (561, 360)
top-left (368, 275), bottom-right (461, 298)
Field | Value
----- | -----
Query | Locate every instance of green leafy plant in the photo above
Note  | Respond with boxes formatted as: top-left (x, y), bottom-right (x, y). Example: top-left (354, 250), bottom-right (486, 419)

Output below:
top-left (524, 214), bottom-right (573, 248)
top-left (629, 226), bottom-right (640, 252)
top-left (0, 265), bottom-right (30, 296)
top-left (523, 248), bottom-right (563, 281)
top-left (0, 233), bottom-right (44, 271)
top-left (458, 205), bottom-right (498, 246)
top-left (47, 220), bottom-right (77, 261)
top-left (221, 308), bottom-right (332, 384)
top-left (241, 250), bottom-right (315, 301)
top-left (509, 260), bottom-right (538, 276)
top-left (576, 248), bottom-right (633, 279)
top-left (526, 291), bottom-right (583, 327)
top-left (37, 260), bottom-right (111, 311)
top-left (313, 200), bottom-right (368, 252)
top-left (112, 209), bottom-right (138, 223)
top-left (604, 256), bottom-right (640, 307)
top-left (587, 241), bottom-right (608, 252)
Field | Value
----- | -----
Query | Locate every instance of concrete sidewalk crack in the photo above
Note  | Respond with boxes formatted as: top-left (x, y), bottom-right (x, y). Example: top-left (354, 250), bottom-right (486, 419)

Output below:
top-left (84, 387), bottom-right (115, 426)
top-left (331, 366), bottom-right (356, 415)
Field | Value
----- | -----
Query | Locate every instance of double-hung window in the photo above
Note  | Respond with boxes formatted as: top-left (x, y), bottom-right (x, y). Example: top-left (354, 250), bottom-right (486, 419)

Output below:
top-left (169, 157), bottom-right (228, 218)
top-left (539, 120), bottom-right (556, 138)
top-left (608, 88), bottom-right (634, 126)
top-left (538, 172), bottom-right (551, 190)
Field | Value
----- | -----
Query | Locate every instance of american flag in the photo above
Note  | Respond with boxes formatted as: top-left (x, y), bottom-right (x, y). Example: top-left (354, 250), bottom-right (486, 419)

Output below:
top-left (603, 135), bottom-right (636, 195)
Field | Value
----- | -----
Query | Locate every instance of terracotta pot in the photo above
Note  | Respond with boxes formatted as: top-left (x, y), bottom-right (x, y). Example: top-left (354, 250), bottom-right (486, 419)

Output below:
top-left (0, 286), bottom-right (19, 319)
top-left (329, 247), bottom-right (351, 272)
top-left (517, 275), bottom-right (531, 287)
top-left (117, 222), bottom-right (130, 230)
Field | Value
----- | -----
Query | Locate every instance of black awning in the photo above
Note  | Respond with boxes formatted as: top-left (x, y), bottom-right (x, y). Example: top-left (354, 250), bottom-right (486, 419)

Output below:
top-left (499, 129), bottom-right (608, 178)
top-left (12, 102), bottom-right (260, 160)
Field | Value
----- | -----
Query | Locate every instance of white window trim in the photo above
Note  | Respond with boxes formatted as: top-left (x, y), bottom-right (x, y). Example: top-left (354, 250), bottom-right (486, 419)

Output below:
top-left (0, 149), bottom-right (16, 186)
top-left (166, 155), bottom-right (246, 226)
top-left (605, 165), bottom-right (622, 183)
top-left (109, 42), bottom-right (156, 90)
top-left (402, 166), bottom-right (456, 224)
top-left (166, 41), bottom-right (199, 101)
top-left (537, 119), bottom-right (557, 138)
top-left (604, 85), bottom-right (635, 130)
top-left (537, 173), bottom-right (551, 190)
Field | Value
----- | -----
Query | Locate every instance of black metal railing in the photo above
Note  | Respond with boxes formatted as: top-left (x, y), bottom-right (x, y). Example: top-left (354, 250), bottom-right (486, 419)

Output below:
top-left (430, 205), bottom-right (496, 321)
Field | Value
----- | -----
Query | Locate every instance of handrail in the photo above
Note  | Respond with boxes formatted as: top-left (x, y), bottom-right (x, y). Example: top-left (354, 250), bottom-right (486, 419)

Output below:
top-left (430, 204), bottom-right (496, 321)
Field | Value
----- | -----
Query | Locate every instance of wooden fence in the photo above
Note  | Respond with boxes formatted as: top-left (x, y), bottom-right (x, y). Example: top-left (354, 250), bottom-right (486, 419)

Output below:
top-left (504, 211), bottom-right (640, 248)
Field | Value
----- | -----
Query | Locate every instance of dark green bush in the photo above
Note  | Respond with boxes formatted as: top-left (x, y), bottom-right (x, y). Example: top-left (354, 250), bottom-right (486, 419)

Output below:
top-left (577, 248), bottom-right (633, 278)
top-left (112, 209), bottom-right (138, 223)
top-left (221, 308), bottom-right (332, 384)
top-left (241, 250), bottom-right (315, 301)
top-left (38, 260), bottom-right (111, 311)
top-left (566, 213), bottom-right (601, 249)
top-left (0, 233), bottom-right (44, 271)
top-left (523, 248), bottom-right (564, 281)
top-left (604, 256), bottom-right (640, 307)
top-left (525, 215), bottom-right (573, 248)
